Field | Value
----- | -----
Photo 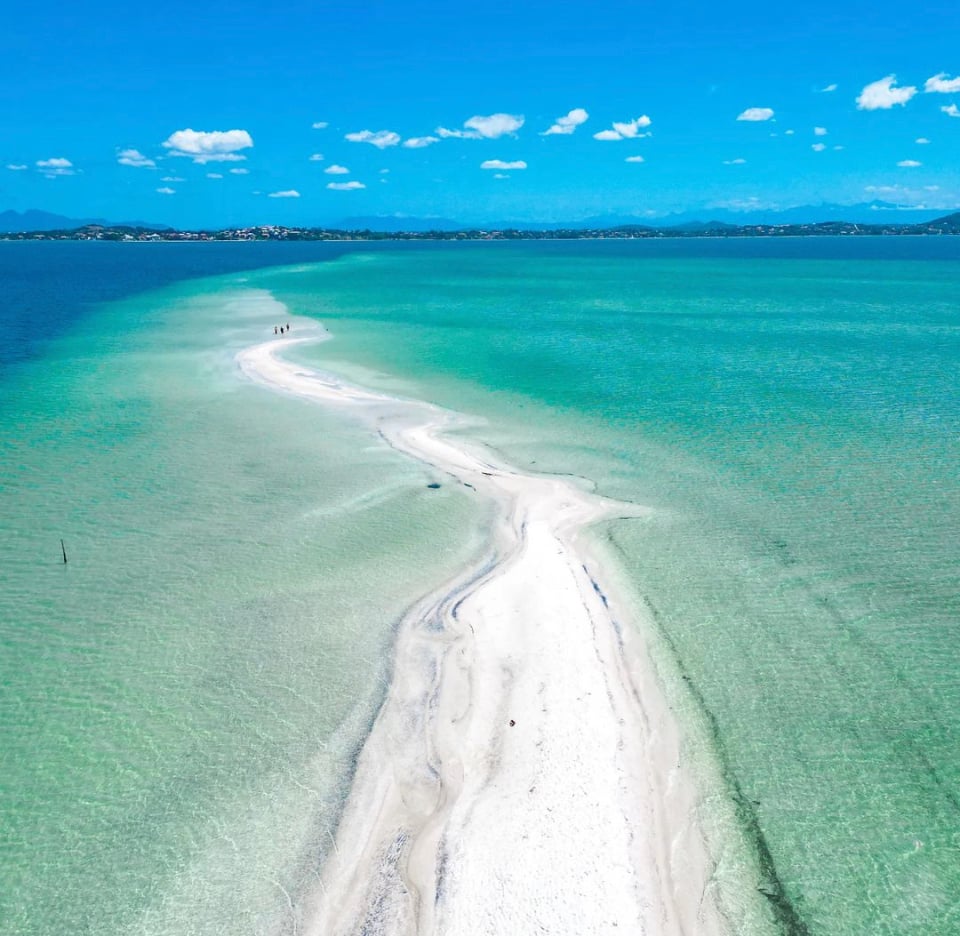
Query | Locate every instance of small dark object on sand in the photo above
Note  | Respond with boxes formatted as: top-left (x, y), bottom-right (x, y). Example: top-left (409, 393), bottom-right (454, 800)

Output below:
top-left (427, 482), bottom-right (441, 489)
top-left (509, 719), bottom-right (516, 727)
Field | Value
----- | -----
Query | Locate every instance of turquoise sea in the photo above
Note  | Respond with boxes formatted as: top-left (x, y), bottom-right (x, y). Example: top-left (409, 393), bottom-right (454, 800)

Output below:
top-left (1, 239), bottom-right (958, 935)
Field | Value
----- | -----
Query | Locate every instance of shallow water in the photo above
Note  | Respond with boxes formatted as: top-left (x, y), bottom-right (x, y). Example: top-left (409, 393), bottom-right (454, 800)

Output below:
top-left (2, 239), bottom-right (959, 935)
top-left (0, 265), bottom-right (487, 935)
top-left (257, 240), bottom-right (960, 935)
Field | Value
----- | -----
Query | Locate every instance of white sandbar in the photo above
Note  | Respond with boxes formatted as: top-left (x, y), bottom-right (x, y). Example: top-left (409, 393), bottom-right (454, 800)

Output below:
top-left (237, 326), bottom-right (729, 936)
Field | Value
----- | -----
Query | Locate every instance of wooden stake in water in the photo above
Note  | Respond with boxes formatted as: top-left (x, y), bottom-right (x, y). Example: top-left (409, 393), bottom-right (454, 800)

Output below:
top-left (60, 539), bottom-right (67, 564)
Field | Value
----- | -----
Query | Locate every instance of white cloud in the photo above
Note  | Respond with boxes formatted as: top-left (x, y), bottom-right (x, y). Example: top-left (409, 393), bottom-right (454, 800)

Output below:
top-left (898, 159), bottom-right (922, 167)
top-left (834, 145), bottom-right (845, 151)
top-left (268, 189), bottom-right (301, 198)
top-left (230, 167), bottom-right (249, 175)
top-left (737, 107), bottom-right (775, 121)
top-left (345, 129), bottom-right (401, 149)
top-left (784, 129), bottom-right (795, 135)
top-left (466, 113), bottom-right (524, 138)
top-left (206, 172), bottom-right (223, 179)
top-left (856, 75), bottom-right (917, 110)
top-left (942, 104), bottom-right (960, 118)
top-left (161, 176), bottom-right (184, 182)
top-left (437, 113), bottom-right (524, 139)
top-left (811, 143), bottom-right (827, 152)
top-left (117, 148), bottom-right (155, 168)
top-left (625, 155), bottom-right (645, 163)
top-left (312, 121), bottom-right (328, 129)
top-left (403, 136), bottom-right (440, 148)
top-left (436, 127), bottom-right (476, 139)
top-left (493, 173), bottom-right (510, 179)
top-left (916, 137), bottom-right (931, 144)
top-left (480, 159), bottom-right (527, 170)
top-left (379, 168), bottom-right (390, 174)
top-left (925, 73), bottom-right (960, 94)
top-left (820, 83), bottom-right (838, 93)
top-left (814, 126), bottom-right (827, 136)
top-left (309, 153), bottom-right (324, 161)
top-left (593, 116), bottom-right (652, 140)
top-left (542, 107), bottom-right (589, 135)
top-left (6, 164), bottom-right (28, 171)
top-left (327, 181), bottom-right (365, 190)
top-left (324, 164), bottom-right (350, 174)
top-left (162, 128), bottom-right (253, 163)
top-left (36, 157), bottom-right (75, 177)
top-left (723, 158), bottom-right (747, 164)
top-left (613, 117), bottom-right (651, 137)
top-left (156, 187), bottom-right (176, 195)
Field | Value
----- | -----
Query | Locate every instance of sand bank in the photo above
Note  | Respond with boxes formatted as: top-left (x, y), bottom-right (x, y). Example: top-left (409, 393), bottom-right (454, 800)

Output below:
top-left (237, 325), bottom-right (729, 936)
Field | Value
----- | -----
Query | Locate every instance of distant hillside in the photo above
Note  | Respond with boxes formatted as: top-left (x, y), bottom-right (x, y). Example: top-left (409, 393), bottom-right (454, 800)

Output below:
top-left (0, 209), bottom-right (170, 233)
top-left (337, 215), bottom-right (464, 232)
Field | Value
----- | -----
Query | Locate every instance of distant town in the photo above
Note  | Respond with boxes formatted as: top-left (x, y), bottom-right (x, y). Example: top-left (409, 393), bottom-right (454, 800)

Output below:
top-left (2, 213), bottom-right (960, 242)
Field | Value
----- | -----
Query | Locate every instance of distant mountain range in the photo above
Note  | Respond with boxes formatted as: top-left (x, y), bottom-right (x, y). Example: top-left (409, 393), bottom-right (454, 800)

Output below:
top-left (337, 201), bottom-right (952, 232)
top-left (3, 202), bottom-right (959, 238)
top-left (0, 209), bottom-right (171, 233)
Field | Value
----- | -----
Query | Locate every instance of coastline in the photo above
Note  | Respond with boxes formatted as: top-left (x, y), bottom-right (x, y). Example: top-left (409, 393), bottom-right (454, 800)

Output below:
top-left (238, 325), bottom-right (732, 936)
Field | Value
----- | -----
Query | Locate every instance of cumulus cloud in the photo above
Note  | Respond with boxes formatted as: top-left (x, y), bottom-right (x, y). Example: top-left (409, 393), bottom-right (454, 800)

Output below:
top-left (480, 159), bottom-right (527, 170)
top-left (467, 113), bottom-right (524, 137)
top-left (723, 158), bottom-right (747, 164)
top-left (436, 113), bottom-right (524, 139)
top-left (268, 190), bottom-right (301, 197)
top-left (916, 137), bottom-right (931, 144)
top-left (312, 121), bottom-right (329, 129)
top-left (593, 116), bottom-right (652, 140)
top-left (230, 168), bottom-right (249, 174)
top-left (925, 73), bottom-right (960, 94)
top-left (856, 76), bottom-right (917, 110)
top-left (785, 129), bottom-right (795, 135)
top-left (345, 129), bottom-right (401, 149)
top-left (403, 136), bottom-right (439, 148)
top-left (324, 164), bottom-right (350, 174)
top-left (737, 107), bottom-right (775, 121)
top-left (493, 173), bottom-right (510, 179)
top-left (309, 153), bottom-right (324, 161)
top-left (811, 143), bottom-right (827, 152)
top-left (834, 145), bottom-right (845, 151)
top-left (542, 108), bottom-right (589, 135)
top-left (156, 187), bottom-right (176, 195)
top-left (625, 155), bottom-right (645, 163)
top-left (814, 126), bottom-right (827, 136)
top-left (161, 176), bottom-right (184, 182)
top-left (820, 83), bottom-right (838, 92)
top-left (898, 159), bottom-right (922, 167)
top-left (942, 103), bottom-right (960, 117)
top-left (379, 168), bottom-right (390, 174)
top-left (206, 172), bottom-right (223, 179)
top-left (117, 148), bottom-right (155, 168)
top-left (37, 157), bottom-right (75, 177)
top-left (327, 181), bottom-right (365, 190)
top-left (6, 164), bottom-right (28, 170)
top-left (163, 128), bottom-right (253, 163)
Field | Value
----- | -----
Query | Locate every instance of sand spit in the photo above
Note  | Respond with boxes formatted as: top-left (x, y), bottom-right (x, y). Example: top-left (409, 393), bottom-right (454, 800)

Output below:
top-left (237, 327), bottom-right (728, 936)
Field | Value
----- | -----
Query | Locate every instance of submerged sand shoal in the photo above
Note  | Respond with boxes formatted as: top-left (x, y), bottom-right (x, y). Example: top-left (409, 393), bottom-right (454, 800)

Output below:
top-left (238, 324), bottom-right (730, 936)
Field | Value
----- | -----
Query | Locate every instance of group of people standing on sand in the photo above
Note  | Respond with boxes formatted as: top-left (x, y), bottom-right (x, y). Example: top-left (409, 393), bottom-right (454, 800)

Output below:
top-left (273, 323), bottom-right (292, 336)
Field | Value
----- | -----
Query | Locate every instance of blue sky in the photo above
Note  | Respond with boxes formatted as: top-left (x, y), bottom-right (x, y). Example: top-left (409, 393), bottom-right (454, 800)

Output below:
top-left (2, 0), bottom-right (959, 226)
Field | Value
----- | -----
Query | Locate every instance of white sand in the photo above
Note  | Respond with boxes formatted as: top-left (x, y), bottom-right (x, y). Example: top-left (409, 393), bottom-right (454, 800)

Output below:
top-left (237, 327), bottom-right (730, 936)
